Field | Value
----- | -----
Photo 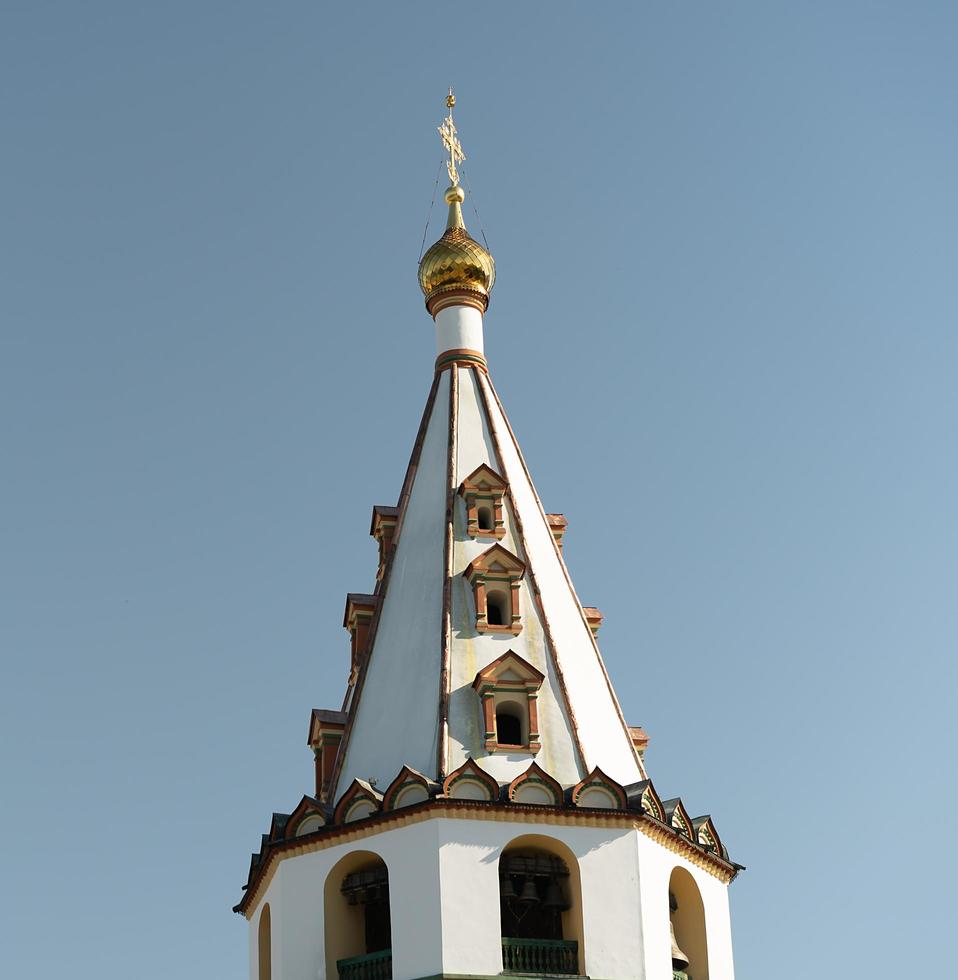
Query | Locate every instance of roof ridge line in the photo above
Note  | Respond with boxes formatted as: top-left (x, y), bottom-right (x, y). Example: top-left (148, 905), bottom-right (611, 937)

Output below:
top-left (329, 372), bottom-right (443, 797)
top-left (436, 364), bottom-right (458, 779)
top-left (482, 373), bottom-right (648, 780)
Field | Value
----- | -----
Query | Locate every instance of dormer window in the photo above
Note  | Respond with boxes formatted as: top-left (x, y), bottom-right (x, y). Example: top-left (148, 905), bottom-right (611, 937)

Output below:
top-left (458, 464), bottom-right (508, 540)
top-left (582, 606), bottom-right (603, 637)
top-left (546, 513), bottom-right (568, 551)
top-left (308, 709), bottom-right (347, 801)
top-left (343, 594), bottom-right (378, 686)
top-left (472, 650), bottom-right (544, 753)
top-left (463, 544), bottom-right (525, 635)
top-left (369, 505), bottom-right (399, 582)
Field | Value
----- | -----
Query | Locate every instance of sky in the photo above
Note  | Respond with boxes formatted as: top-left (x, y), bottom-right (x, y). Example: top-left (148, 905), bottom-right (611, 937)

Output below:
top-left (2, 2), bottom-right (956, 978)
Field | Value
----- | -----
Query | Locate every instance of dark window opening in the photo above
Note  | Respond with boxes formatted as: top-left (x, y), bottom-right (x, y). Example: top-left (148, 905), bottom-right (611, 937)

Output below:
top-left (487, 591), bottom-right (508, 626)
top-left (364, 901), bottom-right (391, 954)
top-left (496, 708), bottom-right (523, 746)
top-left (478, 505), bottom-right (495, 531)
top-left (499, 852), bottom-right (569, 941)
top-left (341, 867), bottom-right (392, 954)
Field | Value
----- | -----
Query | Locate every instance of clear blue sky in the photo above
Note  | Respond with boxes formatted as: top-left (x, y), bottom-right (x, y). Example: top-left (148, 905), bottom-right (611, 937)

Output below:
top-left (2, 2), bottom-right (955, 978)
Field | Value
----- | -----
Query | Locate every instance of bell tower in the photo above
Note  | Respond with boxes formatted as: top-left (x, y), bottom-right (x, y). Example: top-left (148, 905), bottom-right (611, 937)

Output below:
top-left (234, 92), bottom-right (742, 980)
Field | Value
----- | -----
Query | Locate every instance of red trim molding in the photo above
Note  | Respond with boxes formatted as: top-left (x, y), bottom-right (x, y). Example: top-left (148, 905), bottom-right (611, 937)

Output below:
top-left (436, 348), bottom-right (488, 373)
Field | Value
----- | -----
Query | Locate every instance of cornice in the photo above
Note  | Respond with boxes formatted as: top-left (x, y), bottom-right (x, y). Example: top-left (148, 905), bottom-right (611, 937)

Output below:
top-left (235, 798), bottom-right (738, 918)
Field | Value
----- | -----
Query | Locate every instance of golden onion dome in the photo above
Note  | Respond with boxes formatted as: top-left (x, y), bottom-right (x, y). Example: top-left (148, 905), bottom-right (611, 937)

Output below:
top-left (418, 185), bottom-right (495, 315)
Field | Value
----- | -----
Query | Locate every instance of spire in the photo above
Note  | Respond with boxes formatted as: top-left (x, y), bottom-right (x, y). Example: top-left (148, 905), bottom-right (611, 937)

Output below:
top-left (418, 91), bottom-right (496, 317)
top-left (329, 94), bottom-right (646, 798)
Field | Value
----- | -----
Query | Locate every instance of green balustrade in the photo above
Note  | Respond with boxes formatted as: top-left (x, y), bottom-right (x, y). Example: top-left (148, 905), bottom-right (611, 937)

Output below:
top-left (501, 937), bottom-right (579, 975)
top-left (336, 948), bottom-right (392, 980)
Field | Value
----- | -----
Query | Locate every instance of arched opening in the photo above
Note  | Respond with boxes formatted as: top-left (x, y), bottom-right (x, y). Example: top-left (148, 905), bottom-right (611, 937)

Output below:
top-left (486, 590), bottom-right (508, 627)
top-left (324, 851), bottom-right (392, 980)
top-left (495, 701), bottom-right (524, 747)
top-left (257, 904), bottom-right (271, 980)
top-left (499, 835), bottom-right (583, 976)
top-left (477, 505), bottom-right (495, 532)
top-left (669, 866), bottom-right (709, 980)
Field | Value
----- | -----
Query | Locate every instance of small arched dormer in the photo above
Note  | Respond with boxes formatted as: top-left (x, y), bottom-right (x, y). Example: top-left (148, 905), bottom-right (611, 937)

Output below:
top-left (507, 763), bottom-right (563, 806)
top-left (443, 758), bottom-right (501, 801)
top-left (571, 768), bottom-right (628, 810)
top-left (625, 779), bottom-right (665, 821)
top-left (334, 779), bottom-right (384, 825)
top-left (692, 815), bottom-right (725, 858)
top-left (285, 795), bottom-right (327, 838)
top-left (662, 798), bottom-right (694, 839)
top-left (382, 766), bottom-right (438, 811)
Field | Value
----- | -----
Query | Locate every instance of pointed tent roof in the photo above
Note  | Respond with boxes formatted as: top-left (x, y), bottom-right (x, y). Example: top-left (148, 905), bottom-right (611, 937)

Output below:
top-left (329, 360), bottom-right (646, 799)
top-left (325, 92), bottom-right (645, 800)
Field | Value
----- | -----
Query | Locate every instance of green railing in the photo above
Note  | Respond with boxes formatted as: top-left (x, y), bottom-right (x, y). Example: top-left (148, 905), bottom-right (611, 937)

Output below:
top-left (336, 948), bottom-right (392, 980)
top-left (501, 937), bottom-right (579, 975)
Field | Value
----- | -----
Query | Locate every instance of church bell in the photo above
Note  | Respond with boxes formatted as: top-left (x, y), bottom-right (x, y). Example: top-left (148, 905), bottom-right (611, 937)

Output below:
top-left (542, 878), bottom-right (566, 910)
top-left (518, 876), bottom-right (540, 904)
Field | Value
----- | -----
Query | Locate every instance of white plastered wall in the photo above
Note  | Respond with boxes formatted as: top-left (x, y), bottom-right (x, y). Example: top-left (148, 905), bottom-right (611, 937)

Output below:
top-left (635, 832), bottom-right (736, 980)
top-left (247, 815), bottom-right (735, 980)
top-left (248, 821), bottom-right (444, 980)
top-left (249, 875), bottom-right (283, 980)
top-left (435, 817), bottom-right (646, 980)
top-left (435, 305), bottom-right (484, 355)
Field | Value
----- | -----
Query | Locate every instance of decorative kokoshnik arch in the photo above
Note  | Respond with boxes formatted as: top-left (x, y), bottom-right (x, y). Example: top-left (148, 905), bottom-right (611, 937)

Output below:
top-left (235, 758), bottom-right (739, 919)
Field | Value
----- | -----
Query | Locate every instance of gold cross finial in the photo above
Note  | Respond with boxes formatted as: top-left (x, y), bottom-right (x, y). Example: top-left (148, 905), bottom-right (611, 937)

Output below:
top-left (438, 88), bottom-right (465, 186)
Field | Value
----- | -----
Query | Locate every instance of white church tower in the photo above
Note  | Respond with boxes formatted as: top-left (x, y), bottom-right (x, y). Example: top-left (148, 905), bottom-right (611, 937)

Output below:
top-left (235, 92), bottom-right (742, 980)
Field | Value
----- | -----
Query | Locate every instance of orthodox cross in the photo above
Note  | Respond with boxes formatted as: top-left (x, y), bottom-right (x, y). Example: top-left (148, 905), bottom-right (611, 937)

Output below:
top-left (438, 88), bottom-right (465, 186)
